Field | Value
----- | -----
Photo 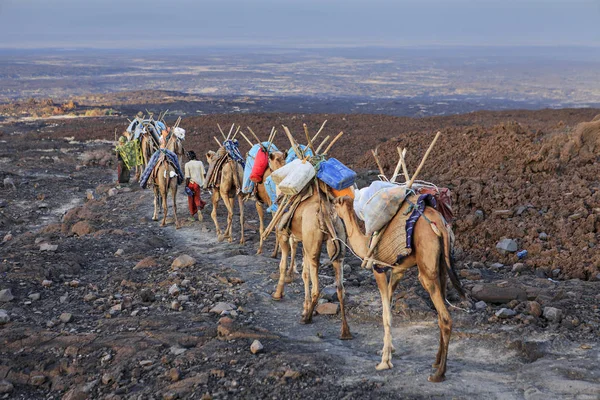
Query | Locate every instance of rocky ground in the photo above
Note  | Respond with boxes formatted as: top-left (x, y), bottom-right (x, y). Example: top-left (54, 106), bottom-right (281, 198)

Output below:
top-left (1, 111), bottom-right (599, 399)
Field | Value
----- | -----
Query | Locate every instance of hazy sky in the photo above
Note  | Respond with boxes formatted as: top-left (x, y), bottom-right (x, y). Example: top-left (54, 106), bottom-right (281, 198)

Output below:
top-left (0, 0), bottom-right (599, 48)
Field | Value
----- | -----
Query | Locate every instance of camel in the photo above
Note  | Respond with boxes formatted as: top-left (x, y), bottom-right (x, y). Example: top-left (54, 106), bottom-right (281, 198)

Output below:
top-left (206, 150), bottom-right (245, 244)
top-left (332, 195), bottom-right (465, 382)
top-left (150, 152), bottom-right (180, 228)
top-left (271, 183), bottom-right (351, 340)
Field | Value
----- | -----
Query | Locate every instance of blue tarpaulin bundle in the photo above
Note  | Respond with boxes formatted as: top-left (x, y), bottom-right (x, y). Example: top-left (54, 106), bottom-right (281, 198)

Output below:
top-left (242, 142), bottom-right (279, 194)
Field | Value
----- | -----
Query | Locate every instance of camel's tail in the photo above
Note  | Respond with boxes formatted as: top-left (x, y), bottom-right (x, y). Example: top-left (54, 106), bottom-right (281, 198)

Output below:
top-left (440, 222), bottom-right (466, 299)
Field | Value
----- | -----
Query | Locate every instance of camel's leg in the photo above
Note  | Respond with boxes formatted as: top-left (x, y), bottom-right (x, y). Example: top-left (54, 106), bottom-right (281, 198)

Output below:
top-left (301, 246), bottom-right (320, 324)
top-left (386, 269), bottom-right (405, 354)
top-left (238, 195), bottom-right (245, 245)
top-left (285, 237), bottom-right (297, 283)
top-left (152, 185), bottom-right (160, 221)
top-left (222, 193), bottom-right (235, 243)
top-left (433, 259), bottom-right (448, 369)
top-left (374, 270), bottom-right (394, 370)
top-left (211, 191), bottom-right (223, 240)
top-left (171, 179), bottom-right (180, 229)
top-left (300, 259), bottom-right (310, 320)
top-left (328, 239), bottom-right (352, 340)
top-left (270, 234), bottom-right (279, 259)
top-left (272, 231), bottom-right (290, 300)
top-left (256, 201), bottom-right (265, 255)
top-left (417, 256), bottom-right (452, 383)
top-left (160, 178), bottom-right (168, 227)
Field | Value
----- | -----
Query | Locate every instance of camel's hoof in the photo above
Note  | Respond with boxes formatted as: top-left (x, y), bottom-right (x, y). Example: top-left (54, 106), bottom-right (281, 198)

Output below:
top-left (217, 235), bottom-right (225, 242)
top-left (239, 239), bottom-right (245, 245)
top-left (160, 222), bottom-right (166, 227)
top-left (256, 249), bottom-right (263, 256)
top-left (340, 332), bottom-right (353, 341)
top-left (300, 317), bottom-right (312, 325)
top-left (428, 374), bottom-right (445, 383)
top-left (152, 217), bottom-right (158, 221)
top-left (284, 274), bottom-right (294, 284)
top-left (271, 293), bottom-right (283, 301)
top-left (391, 345), bottom-right (397, 354)
top-left (175, 225), bottom-right (181, 230)
top-left (375, 361), bottom-right (393, 371)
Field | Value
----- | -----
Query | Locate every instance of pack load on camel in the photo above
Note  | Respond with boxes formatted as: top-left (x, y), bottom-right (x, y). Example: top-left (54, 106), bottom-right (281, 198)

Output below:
top-left (331, 132), bottom-right (466, 383)
top-left (241, 127), bottom-right (279, 193)
top-left (261, 121), bottom-right (356, 340)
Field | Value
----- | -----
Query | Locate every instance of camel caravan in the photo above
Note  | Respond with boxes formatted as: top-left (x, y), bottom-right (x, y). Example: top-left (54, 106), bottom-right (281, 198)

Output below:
top-left (122, 114), bottom-right (465, 383)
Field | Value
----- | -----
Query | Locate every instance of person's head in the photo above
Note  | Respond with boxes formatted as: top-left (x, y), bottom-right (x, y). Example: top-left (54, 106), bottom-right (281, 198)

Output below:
top-left (187, 151), bottom-right (197, 161)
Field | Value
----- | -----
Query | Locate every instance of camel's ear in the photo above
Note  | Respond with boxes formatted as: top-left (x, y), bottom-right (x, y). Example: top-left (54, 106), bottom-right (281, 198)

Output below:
top-left (269, 152), bottom-right (276, 161)
top-left (283, 150), bottom-right (288, 160)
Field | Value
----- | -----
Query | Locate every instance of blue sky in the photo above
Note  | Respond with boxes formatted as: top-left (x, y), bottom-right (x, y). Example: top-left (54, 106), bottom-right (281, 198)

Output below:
top-left (0, 0), bottom-right (599, 48)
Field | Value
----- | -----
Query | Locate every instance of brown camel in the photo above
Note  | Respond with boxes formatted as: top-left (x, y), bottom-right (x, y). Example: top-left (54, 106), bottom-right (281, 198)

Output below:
top-left (206, 150), bottom-right (245, 244)
top-left (150, 153), bottom-right (180, 228)
top-left (271, 184), bottom-right (351, 340)
top-left (333, 195), bottom-right (465, 382)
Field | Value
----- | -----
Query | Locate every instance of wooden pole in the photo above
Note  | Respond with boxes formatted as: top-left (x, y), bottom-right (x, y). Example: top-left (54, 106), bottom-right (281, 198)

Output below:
top-left (226, 123), bottom-right (235, 140)
top-left (322, 131), bottom-right (344, 155)
top-left (217, 124), bottom-right (227, 140)
top-left (303, 123), bottom-right (315, 153)
top-left (315, 135), bottom-right (330, 154)
top-left (238, 130), bottom-right (254, 147)
top-left (371, 148), bottom-right (385, 177)
top-left (282, 125), bottom-right (301, 159)
top-left (407, 131), bottom-right (441, 188)
top-left (230, 125), bottom-right (241, 141)
top-left (311, 120), bottom-right (327, 143)
top-left (246, 126), bottom-right (262, 144)
top-left (213, 136), bottom-right (222, 147)
top-left (399, 148), bottom-right (411, 183)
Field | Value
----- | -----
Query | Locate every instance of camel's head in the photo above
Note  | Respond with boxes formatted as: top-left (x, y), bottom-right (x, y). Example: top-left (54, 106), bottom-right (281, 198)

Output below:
top-left (268, 151), bottom-right (287, 171)
top-left (332, 196), bottom-right (354, 220)
top-left (206, 150), bottom-right (217, 164)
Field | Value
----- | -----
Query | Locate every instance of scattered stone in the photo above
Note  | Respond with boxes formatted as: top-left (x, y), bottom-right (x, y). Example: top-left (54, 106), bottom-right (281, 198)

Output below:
top-left (140, 289), bottom-right (156, 302)
top-left (60, 294), bottom-right (68, 304)
top-left (108, 188), bottom-right (118, 197)
top-left (471, 284), bottom-right (527, 303)
top-left (168, 284), bottom-right (180, 297)
top-left (69, 280), bottom-right (80, 288)
top-left (0, 310), bottom-right (10, 324)
top-left (29, 374), bottom-right (46, 386)
top-left (2, 233), bottom-right (12, 243)
top-left (42, 280), bottom-right (52, 287)
top-left (134, 256), bottom-right (159, 270)
top-left (86, 189), bottom-right (95, 200)
top-left (250, 340), bottom-right (264, 354)
top-left (171, 301), bottom-right (181, 310)
top-left (167, 368), bottom-right (181, 382)
top-left (71, 221), bottom-right (94, 236)
top-left (40, 243), bottom-right (58, 252)
top-left (539, 232), bottom-right (548, 241)
top-left (496, 238), bottom-right (518, 254)
top-left (551, 269), bottom-right (561, 278)
top-left (59, 312), bottom-right (73, 323)
top-left (475, 301), bottom-right (487, 311)
top-left (170, 346), bottom-right (187, 356)
top-left (110, 304), bottom-right (122, 314)
top-left (177, 295), bottom-right (190, 302)
top-left (490, 263), bottom-right (504, 270)
top-left (543, 307), bottom-right (563, 323)
top-left (321, 286), bottom-right (338, 302)
top-left (512, 263), bottom-right (526, 273)
top-left (460, 269), bottom-right (482, 280)
top-left (29, 293), bottom-right (41, 301)
top-left (180, 279), bottom-right (191, 287)
top-left (83, 293), bottom-right (97, 302)
top-left (210, 302), bottom-right (235, 314)
top-left (171, 255), bottom-right (196, 269)
top-left (139, 360), bottom-right (154, 367)
top-left (0, 289), bottom-right (14, 302)
top-left (114, 248), bottom-right (124, 256)
top-left (316, 302), bottom-right (339, 315)
top-left (495, 308), bottom-right (517, 319)
top-left (101, 372), bottom-right (114, 385)
top-left (0, 379), bottom-right (13, 394)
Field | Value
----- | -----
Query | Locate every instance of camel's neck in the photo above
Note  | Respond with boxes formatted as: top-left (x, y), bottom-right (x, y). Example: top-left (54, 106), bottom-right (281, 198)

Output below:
top-left (340, 206), bottom-right (369, 259)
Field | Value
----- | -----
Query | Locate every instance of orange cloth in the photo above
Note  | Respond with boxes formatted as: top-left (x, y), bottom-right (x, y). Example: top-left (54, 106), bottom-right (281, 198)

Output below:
top-left (331, 186), bottom-right (354, 199)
